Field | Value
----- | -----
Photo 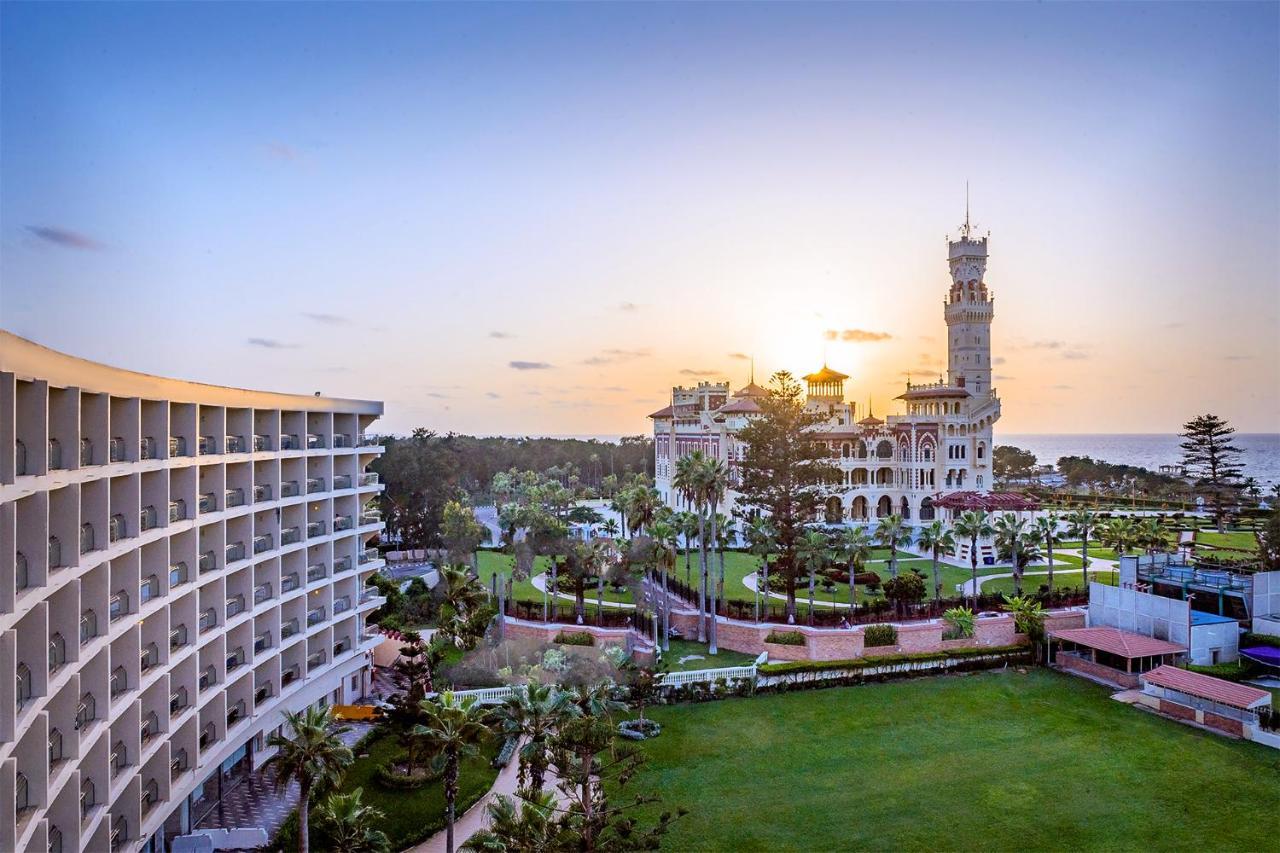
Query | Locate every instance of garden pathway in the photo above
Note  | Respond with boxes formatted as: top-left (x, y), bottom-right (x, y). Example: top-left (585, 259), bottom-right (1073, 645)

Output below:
top-left (959, 548), bottom-right (1118, 596)
top-left (529, 572), bottom-right (635, 609)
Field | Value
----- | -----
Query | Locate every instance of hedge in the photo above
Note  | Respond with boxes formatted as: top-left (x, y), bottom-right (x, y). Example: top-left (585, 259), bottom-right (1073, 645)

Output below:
top-left (554, 631), bottom-right (595, 646)
top-left (864, 624), bottom-right (898, 647)
top-left (764, 630), bottom-right (805, 646)
top-left (1241, 632), bottom-right (1280, 651)
top-left (758, 644), bottom-right (1029, 676)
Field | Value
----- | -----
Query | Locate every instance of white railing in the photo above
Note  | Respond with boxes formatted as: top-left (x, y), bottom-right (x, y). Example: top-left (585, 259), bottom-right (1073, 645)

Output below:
top-left (444, 686), bottom-right (520, 705)
top-left (658, 664), bottom-right (758, 687)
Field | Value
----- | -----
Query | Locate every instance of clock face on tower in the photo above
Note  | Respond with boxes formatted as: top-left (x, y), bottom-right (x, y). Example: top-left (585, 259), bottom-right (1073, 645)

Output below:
top-left (952, 259), bottom-right (984, 283)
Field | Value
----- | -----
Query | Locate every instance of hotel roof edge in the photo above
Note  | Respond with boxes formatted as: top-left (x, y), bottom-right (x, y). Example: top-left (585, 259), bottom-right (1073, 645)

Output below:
top-left (0, 329), bottom-right (383, 414)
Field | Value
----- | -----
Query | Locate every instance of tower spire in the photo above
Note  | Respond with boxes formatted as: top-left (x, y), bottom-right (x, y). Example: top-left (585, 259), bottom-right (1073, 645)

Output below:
top-left (963, 180), bottom-right (971, 238)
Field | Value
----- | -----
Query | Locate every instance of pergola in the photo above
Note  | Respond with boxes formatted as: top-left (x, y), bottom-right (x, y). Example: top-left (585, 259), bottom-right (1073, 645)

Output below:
top-left (1050, 626), bottom-right (1185, 686)
top-left (931, 491), bottom-right (1040, 514)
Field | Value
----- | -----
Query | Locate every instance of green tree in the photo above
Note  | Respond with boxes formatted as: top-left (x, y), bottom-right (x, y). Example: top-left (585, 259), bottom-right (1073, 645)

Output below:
top-left (442, 499), bottom-right (489, 573)
top-left (993, 513), bottom-right (1040, 597)
top-left (1257, 508), bottom-right (1280, 571)
top-left (701, 458), bottom-right (730, 652)
top-left (836, 525), bottom-right (873, 610)
top-left (461, 791), bottom-right (563, 852)
top-left (797, 528), bottom-right (830, 620)
top-left (1003, 594), bottom-right (1048, 661)
top-left (316, 788), bottom-right (391, 853)
top-left (993, 445), bottom-right (1039, 484)
top-left (883, 571), bottom-right (926, 615)
top-left (1029, 513), bottom-right (1061, 594)
top-left (673, 451), bottom-right (712, 641)
top-left (915, 520), bottom-right (955, 602)
top-left (1098, 517), bottom-right (1138, 560)
top-left (744, 516), bottom-right (776, 621)
top-left (874, 513), bottom-right (910, 579)
top-left (734, 371), bottom-right (840, 621)
top-left (952, 510), bottom-right (994, 606)
top-left (491, 681), bottom-right (577, 796)
top-left (1180, 414), bottom-right (1245, 532)
top-left (437, 565), bottom-right (494, 650)
top-left (1065, 508), bottom-right (1098, 587)
top-left (676, 510), bottom-right (700, 588)
top-left (263, 706), bottom-right (354, 853)
top-left (415, 693), bottom-right (495, 853)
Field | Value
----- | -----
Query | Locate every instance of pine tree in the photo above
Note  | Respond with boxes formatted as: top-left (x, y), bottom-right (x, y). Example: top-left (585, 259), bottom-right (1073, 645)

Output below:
top-left (734, 371), bottom-right (841, 621)
top-left (1179, 414), bottom-right (1244, 532)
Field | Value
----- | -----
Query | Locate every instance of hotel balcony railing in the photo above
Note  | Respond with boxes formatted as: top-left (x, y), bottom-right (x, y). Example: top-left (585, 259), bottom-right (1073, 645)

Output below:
top-left (306, 477), bottom-right (325, 494)
top-left (280, 434), bottom-right (300, 451)
top-left (15, 551), bottom-right (29, 591)
top-left (333, 596), bottom-right (351, 615)
top-left (76, 695), bottom-right (96, 731)
top-left (226, 646), bottom-right (246, 672)
top-left (306, 564), bottom-right (327, 583)
top-left (49, 632), bottom-right (67, 673)
top-left (169, 625), bottom-right (188, 651)
top-left (280, 618), bottom-right (300, 640)
top-left (252, 534), bottom-right (273, 554)
top-left (359, 472), bottom-right (380, 486)
top-left (109, 513), bottom-right (127, 542)
top-left (333, 637), bottom-right (351, 656)
top-left (306, 607), bottom-right (325, 626)
top-left (170, 749), bottom-right (189, 780)
top-left (140, 505), bottom-right (159, 532)
top-left (80, 611), bottom-right (98, 646)
top-left (142, 779), bottom-right (159, 814)
top-left (169, 499), bottom-right (187, 522)
top-left (140, 643), bottom-right (160, 673)
top-left (109, 590), bottom-right (129, 622)
top-left (254, 684), bottom-right (272, 706)
top-left (199, 550), bottom-right (217, 573)
top-left (80, 437), bottom-right (94, 467)
top-left (110, 666), bottom-right (128, 699)
top-left (139, 574), bottom-right (160, 605)
top-left (281, 526), bottom-right (301, 545)
top-left (48, 437), bottom-right (63, 469)
top-left (281, 665), bottom-right (301, 687)
top-left (281, 573), bottom-right (300, 594)
top-left (333, 515), bottom-right (354, 532)
top-left (253, 484), bottom-right (272, 502)
top-left (253, 631), bottom-right (271, 653)
top-left (198, 435), bottom-right (217, 455)
top-left (80, 522), bottom-right (95, 554)
top-left (306, 433), bottom-right (325, 450)
top-left (225, 435), bottom-right (245, 454)
top-left (225, 594), bottom-right (246, 619)
top-left (359, 548), bottom-right (379, 564)
top-left (110, 740), bottom-right (128, 777)
top-left (170, 687), bottom-right (189, 717)
top-left (253, 434), bottom-right (271, 451)
top-left (334, 555), bottom-right (353, 573)
top-left (80, 779), bottom-right (96, 819)
top-left (281, 480), bottom-right (301, 498)
top-left (198, 608), bottom-right (217, 633)
top-left (169, 436), bottom-right (188, 457)
top-left (111, 818), bottom-right (129, 853)
top-left (49, 534), bottom-right (63, 569)
top-left (199, 723), bottom-right (216, 751)
top-left (359, 434), bottom-right (379, 446)
top-left (360, 511), bottom-right (381, 526)
top-left (306, 651), bottom-right (326, 670)
top-left (359, 631), bottom-right (378, 644)
top-left (198, 492), bottom-right (216, 514)
top-left (198, 665), bottom-right (216, 692)
top-left (226, 541), bottom-right (247, 562)
top-left (360, 589), bottom-right (380, 604)
top-left (227, 700), bottom-right (246, 728)
top-left (140, 711), bottom-right (160, 744)
top-left (307, 520), bottom-right (326, 538)
top-left (253, 583), bottom-right (272, 605)
top-left (225, 487), bottom-right (245, 508)
top-left (109, 437), bottom-right (126, 463)
top-left (333, 474), bottom-right (352, 490)
top-left (140, 436), bottom-right (159, 460)
top-left (333, 433), bottom-right (350, 448)
top-left (14, 439), bottom-right (26, 475)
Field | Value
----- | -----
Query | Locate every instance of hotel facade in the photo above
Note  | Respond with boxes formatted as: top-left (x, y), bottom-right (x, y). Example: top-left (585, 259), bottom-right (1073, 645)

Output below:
top-left (0, 332), bottom-right (387, 853)
top-left (652, 224), bottom-right (1001, 525)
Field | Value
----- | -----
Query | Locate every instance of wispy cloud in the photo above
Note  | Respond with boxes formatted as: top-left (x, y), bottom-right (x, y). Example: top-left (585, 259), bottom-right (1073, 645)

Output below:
top-left (510, 361), bottom-right (553, 370)
top-left (1061, 350), bottom-right (1090, 360)
top-left (426, 392), bottom-right (451, 399)
top-left (619, 302), bottom-right (639, 312)
top-left (993, 356), bottom-right (1007, 366)
top-left (302, 312), bottom-right (350, 326)
top-left (247, 337), bottom-right (298, 349)
top-left (994, 374), bottom-right (1016, 381)
top-left (26, 225), bottom-right (104, 251)
top-left (1051, 384), bottom-right (1073, 390)
top-left (824, 328), bottom-right (892, 343)
top-left (581, 348), bottom-right (651, 366)
top-left (486, 392), bottom-right (502, 399)
top-left (679, 368), bottom-right (720, 377)
top-left (1223, 355), bottom-right (1253, 361)
top-left (1026, 340), bottom-right (1065, 350)
top-left (728, 352), bottom-right (750, 361)
top-left (489, 331), bottom-right (514, 339)
top-left (265, 142), bottom-right (301, 161)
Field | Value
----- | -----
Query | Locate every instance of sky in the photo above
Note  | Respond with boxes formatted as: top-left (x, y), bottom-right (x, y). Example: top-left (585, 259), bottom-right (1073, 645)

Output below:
top-left (2, 2), bottom-right (1277, 438)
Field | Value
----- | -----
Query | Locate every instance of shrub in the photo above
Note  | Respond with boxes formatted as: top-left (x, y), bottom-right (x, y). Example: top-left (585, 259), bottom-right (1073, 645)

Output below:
top-left (942, 607), bottom-right (976, 640)
top-left (758, 644), bottom-right (1029, 675)
top-left (554, 631), bottom-right (595, 646)
top-left (864, 624), bottom-right (898, 647)
top-left (765, 630), bottom-right (806, 646)
top-left (374, 758), bottom-right (440, 790)
top-left (1241, 632), bottom-right (1280, 650)
top-left (618, 718), bottom-right (662, 740)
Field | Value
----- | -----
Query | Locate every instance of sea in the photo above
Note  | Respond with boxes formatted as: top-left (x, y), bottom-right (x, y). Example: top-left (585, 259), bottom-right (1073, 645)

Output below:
top-left (998, 433), bottom-right (1280, 489)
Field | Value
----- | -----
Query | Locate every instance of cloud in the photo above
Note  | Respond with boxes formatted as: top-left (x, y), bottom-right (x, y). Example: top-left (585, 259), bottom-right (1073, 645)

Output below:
top-left (581, 348), bottom-right (651, 366)
top-left (679, 369), bottom-right (720, 377)
top-left (994, 374), bottom-right (1016, 381)
top-left (426, 392), bottom-right (450, 399)
top-left (1050, 384), bottom-right (1073, 390)
top-left (489, 331), bottom-right (514, 339)
top-left (1061, 350), bottom-right (1089, 360)
top-left (265, 142), bottom-right (300, 160)
top-left (824, 328), bottom-right (892, 343)
top-left (509, 361), bottom-right (553, 370)
top-left (1223, 355), bottom-right (1253, 361)
top-left (302, 312), bottom-right (349, 325)
top-left (728, 352), bottom-right (751, 361)
top-left (247, 337), bottom-right (298, 349)
top-left (486, 392), bottom-right (502, 399)
top-left (618, 302), bottom-right (639, 312)
top-left (602, 386), bottom-right (627, 393)
top-left (26, 225), bottom-right (104, 251)
top-left (993, 357), bottom-right (1006, 366)
top-left (526, 390), bottom-right (542, 396)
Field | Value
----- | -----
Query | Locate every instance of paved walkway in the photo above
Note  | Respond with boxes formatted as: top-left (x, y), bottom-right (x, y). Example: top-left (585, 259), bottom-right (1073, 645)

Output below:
top-left (529, 573), bottom-right (635, 609)
top-left (958, 549), bottom-right (1117, 595)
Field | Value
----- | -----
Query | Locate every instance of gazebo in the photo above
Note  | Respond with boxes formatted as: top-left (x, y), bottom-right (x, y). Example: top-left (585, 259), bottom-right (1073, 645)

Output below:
top-left (1049, 626), bottom-right (1185, 688)
top-left (930, 491), bottom-right (1040, 514)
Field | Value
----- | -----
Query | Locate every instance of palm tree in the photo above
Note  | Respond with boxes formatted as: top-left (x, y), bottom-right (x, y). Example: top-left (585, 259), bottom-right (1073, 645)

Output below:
top-left (836, 526), bottom-right (872, 611)
top-left (415, 693), bottom-right (494, 853)
top-left (994, 513), bottom-right (1040, 597)
top-left (491, 681), bottom-right (576, 796)
top-left (914, 520), bottom-right (955, 603)
top-left (673, 452), bottom-right (710, 641)
top-left (609, 490), bottom-right (630, 536)
top-left (797, 529), bottom-right (829, 623)
top-left (1065, 508), bottom-right (1098, 587)
top-left (437, 564), bottom-right (492, 649)
top-left (677, 510), bottom-right (700, 587)
top-left (1098, 517), bottom-right (1138, 580)
top-left (1136, 516), bottom-right (1167, 560)
top-left (568, 679), bottom-right (628, 720)
top-left (564, 539), bottom-right (606, 624)
top-left (874, 513), bottom-right (910, 579)
top-left (599, 518), bottom-right (620, 539)
top-left (461, 791), bottom-right (559, 852)
top-left (263, 706), bottom-right (354, 853)
top-left (648, 520), bottom-right (678, 650)
top-left (952, 510), bottom-right (994, 606)
top-left (745, 517), bottom-right (775, 622)
top-left (1030, 513), bottom-right (1061, 594)
top-left (701, 457), bottom-right (730, 653)
top-left (316, 788), bottom-right (391, 853)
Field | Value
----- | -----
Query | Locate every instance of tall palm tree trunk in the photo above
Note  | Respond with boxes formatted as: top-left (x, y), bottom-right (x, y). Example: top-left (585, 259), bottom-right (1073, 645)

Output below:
top-left (1013, 539), bottom-right (1022, 597)
top-left (445, 753), bottom-right (459, 853)
top-left (848, 557), bottom-right (857, 614)
top-left (1081, 530), bottom-right (1090, 587)
top-left (1047, 540), bottom-right (1055, 593)
top-left (761, 558), bottom-right (769, 622)
top-left (708, 510), bottom-right (719, 654)
top-left (969, 535), bottom-right (978, 606)
top-left (931, 551), bottom-right (941, 603)
top-left (661, 565), bottom-right (670, 651)
top-left (298, 779), bottom-right (311, 853)
top-left (696, 509), bottom-right (708, 643)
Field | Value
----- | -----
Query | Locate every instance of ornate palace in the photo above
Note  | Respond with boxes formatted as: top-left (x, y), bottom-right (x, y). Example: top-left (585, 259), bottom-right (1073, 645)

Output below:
top-left (650, 218), bottom-right (1001, 525)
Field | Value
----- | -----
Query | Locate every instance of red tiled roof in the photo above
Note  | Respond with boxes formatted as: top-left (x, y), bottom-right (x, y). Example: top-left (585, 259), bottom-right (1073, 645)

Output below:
top-left (931, 491), bottom-right (1040, 511)
top-left (647, 405), bottom-right (673, 419)
top-left (734, 381), bottom-right (770, 398)
top-left (1049, 626), bottom-right (1185, 659)
top-left (1142, 665), bottom-right (1272, 709)
top-left (718, 397), bottom-right (761, 414)
top-left (857, 415), bottom-right (884, 426)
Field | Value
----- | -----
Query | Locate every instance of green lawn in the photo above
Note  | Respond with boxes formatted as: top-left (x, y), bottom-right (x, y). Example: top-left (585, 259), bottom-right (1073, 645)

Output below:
top-left (626, 670), bottom-right (1280, 851)
top-left (477, 550), bottom-right (636, 607)
top-left (979, 569), bottom-right (1116, 597)
top-left (1196, 530), bottom-right (1259, 553)
top-left (659, 639), bottom-right (759, 671)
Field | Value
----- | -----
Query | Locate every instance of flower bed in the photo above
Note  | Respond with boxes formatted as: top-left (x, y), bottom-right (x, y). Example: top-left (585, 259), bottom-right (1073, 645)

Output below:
top-left (619, 718), bottom-right (663, 740)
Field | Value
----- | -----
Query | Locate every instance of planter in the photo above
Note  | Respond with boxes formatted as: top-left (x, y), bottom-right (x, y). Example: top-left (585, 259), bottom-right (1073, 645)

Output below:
top-left (619, 718), bottom-right (662, 740)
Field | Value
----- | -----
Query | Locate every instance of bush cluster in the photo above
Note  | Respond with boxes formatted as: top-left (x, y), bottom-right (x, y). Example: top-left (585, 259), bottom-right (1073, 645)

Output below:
top-left (554, 631), bottom-right (595, 646)
top-left (863, 624), bottom-right (898, 647)
top-left (764, 630), bottom-right (805, 646)
top-left (618, 718), bottom-right (662, 740)
top-left (758, 644), bottom-right (1030, 676)
top-left (374, 758), bottom-right (440, 790)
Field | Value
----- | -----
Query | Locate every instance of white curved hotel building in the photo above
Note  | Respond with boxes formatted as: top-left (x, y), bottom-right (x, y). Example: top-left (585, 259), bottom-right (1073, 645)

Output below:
top-left (0, 332), bottom-right (387, 853)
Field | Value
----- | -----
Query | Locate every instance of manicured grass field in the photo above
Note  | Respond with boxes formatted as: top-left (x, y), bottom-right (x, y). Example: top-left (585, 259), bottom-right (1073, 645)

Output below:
top-left (979, 569), bottom-right (1116, 597)
top-left (659, 639), bottom-right (759, 671)
top-left (627, 670), bottom-right (1280, 851)
top-left (1196, 530), bottom-right (1259, 553)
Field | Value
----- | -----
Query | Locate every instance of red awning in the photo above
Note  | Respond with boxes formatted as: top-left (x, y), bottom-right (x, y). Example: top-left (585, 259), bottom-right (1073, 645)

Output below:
top-left (1141, 665), bottom-right (1272, 710)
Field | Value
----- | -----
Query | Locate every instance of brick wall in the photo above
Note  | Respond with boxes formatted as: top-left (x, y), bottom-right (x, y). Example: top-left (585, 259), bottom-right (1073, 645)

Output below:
top-left (1159, 699), bottom-right (1198, 722)
top-left (1059, 653), bottom-right (1140, 688)
top-left (1202, 711), bottom-right (1245, 737)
